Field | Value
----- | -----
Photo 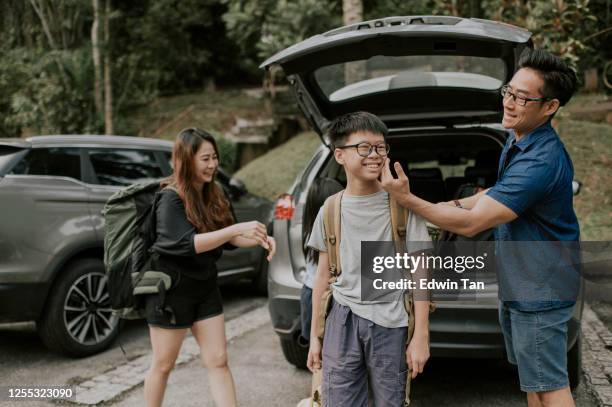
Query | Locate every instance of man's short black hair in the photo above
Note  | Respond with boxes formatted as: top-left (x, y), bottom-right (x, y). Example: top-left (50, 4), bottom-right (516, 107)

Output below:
top-left (518, 49), bottom-right (578, 107)
top-left (327, 111), bottom-right (388, 148)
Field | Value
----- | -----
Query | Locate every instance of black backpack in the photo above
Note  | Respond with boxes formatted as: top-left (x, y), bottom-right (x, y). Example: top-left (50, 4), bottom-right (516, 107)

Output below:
top-left (102, 181), bottom-right (167, 319)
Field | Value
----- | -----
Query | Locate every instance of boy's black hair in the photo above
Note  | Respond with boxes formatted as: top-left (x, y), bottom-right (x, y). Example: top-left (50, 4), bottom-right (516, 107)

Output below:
top-left (327, 111), bottom-right (388, 148)
top-left (518, 49), bottom-right (578, 108)
top-left (302, 177), bottom-right (344, 264)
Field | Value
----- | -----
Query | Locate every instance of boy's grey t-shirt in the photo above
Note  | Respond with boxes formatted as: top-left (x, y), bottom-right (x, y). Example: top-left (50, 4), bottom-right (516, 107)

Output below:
top-left (307, 189), bottom-right (432, 328)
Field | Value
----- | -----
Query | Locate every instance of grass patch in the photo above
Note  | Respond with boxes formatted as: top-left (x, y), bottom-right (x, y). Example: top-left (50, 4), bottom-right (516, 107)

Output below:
top-left (556, 118), bottom-right (612, 240)
top-left (233, 131), bottom-right (322, 201)
top-left (127, 88), bottom-right (265, 140)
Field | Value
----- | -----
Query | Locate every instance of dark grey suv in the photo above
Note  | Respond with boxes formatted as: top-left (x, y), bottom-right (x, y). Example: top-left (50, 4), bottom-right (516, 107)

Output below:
top-left (0, 135), bottom-right (272, 356)
top-left (261, 16), bottom-right (583, 388)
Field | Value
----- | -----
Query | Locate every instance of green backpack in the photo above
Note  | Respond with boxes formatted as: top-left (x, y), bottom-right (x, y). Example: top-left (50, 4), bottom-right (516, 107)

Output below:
top-left (102, 181), bottom-right (174, 320)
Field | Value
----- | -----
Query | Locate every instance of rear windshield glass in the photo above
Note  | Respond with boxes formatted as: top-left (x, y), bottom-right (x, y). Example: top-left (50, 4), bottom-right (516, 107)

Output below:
top-left (314, 55), bottom-right (506, 102)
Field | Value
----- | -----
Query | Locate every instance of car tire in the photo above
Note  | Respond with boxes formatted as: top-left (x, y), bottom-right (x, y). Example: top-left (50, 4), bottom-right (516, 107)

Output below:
top-left (37, 258), bottom-right (120, 357)
top-left (280, 336), bottom-right (309, 369)
top-left (568, 333), bottom-right (582, 390)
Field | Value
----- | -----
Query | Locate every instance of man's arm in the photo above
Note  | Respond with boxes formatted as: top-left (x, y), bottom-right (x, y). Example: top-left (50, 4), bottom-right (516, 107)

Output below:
top-left (405, 193), bottom-right (516, 237)
top-left (380, 160), bottom-right (517, 237)
top-left (441, 188), bottom-right (489, 210)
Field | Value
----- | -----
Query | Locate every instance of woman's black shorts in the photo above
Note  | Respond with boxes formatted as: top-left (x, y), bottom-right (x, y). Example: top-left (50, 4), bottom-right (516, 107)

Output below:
top-left (143, 272), bottom-right (223, 329)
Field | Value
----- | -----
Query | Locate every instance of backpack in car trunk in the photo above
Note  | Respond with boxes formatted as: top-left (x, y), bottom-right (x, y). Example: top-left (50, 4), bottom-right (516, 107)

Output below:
top-left (102, 181), bottom-right (163, 319)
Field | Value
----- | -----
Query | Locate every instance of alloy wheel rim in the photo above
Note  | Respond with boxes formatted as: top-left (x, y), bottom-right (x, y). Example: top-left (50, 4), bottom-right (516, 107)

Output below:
top-left (63, 271), bottom-right (118, 346)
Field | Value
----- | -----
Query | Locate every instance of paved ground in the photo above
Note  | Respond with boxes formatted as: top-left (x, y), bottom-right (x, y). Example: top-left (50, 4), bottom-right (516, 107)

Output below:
top-left (0, 283), bottom-right (609, 406)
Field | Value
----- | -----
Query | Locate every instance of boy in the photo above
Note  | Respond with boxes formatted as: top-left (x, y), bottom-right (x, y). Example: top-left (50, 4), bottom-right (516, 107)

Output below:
top-left (306, 111), bottom-right (431, 406)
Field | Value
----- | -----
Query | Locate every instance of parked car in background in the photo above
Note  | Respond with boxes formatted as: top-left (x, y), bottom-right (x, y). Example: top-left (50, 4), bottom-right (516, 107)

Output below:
top-left (261, 15), bottom-right (583, 388)
top-left (0, 135), bottom-right (272, 357)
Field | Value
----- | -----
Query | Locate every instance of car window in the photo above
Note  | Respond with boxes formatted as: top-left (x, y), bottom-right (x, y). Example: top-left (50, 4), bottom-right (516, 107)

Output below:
top-left (314, 55), bottom-right (506, 101)
top-left (87, 149), bottom-right (164, 186)
top-left (0, 146), bottom-right (28, 176)
top-left (10, 147), bottom-right (82, 180)
top-left (163, 151), bottom-right (173, 170)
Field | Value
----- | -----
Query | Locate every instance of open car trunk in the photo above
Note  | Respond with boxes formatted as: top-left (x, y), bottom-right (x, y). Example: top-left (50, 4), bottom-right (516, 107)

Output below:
top-left (261, 16), bottom-right (532, 143)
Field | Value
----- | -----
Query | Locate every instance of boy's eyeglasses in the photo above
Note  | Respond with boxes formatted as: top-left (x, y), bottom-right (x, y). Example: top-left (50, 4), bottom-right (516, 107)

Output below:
top-left (501, 85), bottom-right (550, 106)
top-left (336, 142), bottom-right (390, 157)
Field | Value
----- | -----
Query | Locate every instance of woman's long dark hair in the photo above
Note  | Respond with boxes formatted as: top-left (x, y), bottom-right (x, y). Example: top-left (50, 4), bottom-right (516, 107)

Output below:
top-left (161, 127), bottom-right (234, 233)
top-left (302, 178), bottom-right (344, 264)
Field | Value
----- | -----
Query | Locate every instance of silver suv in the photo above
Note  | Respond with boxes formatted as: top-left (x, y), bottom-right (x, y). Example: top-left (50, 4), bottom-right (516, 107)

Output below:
top-left (262, 16), bottom-right (583, 388)
top-left (0, 135), bottom-right (272, 356)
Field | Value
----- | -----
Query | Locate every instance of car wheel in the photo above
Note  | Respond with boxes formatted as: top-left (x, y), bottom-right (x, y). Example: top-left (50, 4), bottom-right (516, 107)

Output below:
top-left (568, 333), bottom-right (581, 390)
top-left (280, 336), bottom-right (309, 369)
top-left (37, 258), bottom-right (120, 357)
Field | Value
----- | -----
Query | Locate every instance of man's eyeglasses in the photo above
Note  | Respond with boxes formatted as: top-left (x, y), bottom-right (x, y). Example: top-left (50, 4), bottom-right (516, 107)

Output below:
top-left (335, 142), bottom-right (390, 157)
top-left (501, 85), bottom-right (550, 106)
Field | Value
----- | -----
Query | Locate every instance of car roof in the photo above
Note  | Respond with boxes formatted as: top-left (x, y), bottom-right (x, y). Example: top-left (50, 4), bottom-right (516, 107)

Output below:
top-left (0, 135), bottom-right (173, 150)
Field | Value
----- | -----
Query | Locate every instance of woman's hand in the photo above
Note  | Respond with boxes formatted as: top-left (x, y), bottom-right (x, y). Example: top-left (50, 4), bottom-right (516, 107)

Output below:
top-left (406, 332), bottom-right (430, 379)
top-left (265, 236), bottom-right (276, 261)
top-left (232, 221), bottom-right (268, 247)
top-left (307, 336), bottom-right (322, 373)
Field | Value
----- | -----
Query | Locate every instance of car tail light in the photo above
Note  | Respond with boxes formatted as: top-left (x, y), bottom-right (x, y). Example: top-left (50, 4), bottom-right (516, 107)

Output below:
top-left (274, 193), bottom-right (295, 220)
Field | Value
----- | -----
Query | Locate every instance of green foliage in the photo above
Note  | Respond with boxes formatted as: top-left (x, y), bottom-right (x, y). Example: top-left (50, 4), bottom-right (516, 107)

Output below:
top-left (223, 0), bottom-right (341, 71)
top-left (433, 0), bottom-right (607, 78)
top-left (482, 0), bottom-right (599, 69)
top-left (113, 0), bottom-right (248, 94)
top-left (212, 132), bottom-right (238, 173)
top-left (233, 131), bottom-right (321, 200)
top-left (3, 48), bottom-right (98, 136)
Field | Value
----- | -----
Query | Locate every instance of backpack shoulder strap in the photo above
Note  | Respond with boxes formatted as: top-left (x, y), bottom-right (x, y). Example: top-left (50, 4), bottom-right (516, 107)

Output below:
top-left (322, 190), bottom-right (343, 277)
top-left (389, 196), bottom-right (416, 406)
top-left (389, 196), bottom-right (409, 254)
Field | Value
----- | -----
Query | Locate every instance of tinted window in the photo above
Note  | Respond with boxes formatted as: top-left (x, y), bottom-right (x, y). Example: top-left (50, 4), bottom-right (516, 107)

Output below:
top-left (10, 148), bottom-right (81, 180)
top-left (88, 149), bottom-right (163, 186)
top-left (0, 146), bottom-right (28, 175)
top-left (315, 55), bottom-right (506, 101)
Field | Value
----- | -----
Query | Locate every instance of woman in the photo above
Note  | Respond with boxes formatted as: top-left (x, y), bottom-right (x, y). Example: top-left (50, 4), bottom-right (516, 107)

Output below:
top-left (143, 127), bottom-right (275, 407)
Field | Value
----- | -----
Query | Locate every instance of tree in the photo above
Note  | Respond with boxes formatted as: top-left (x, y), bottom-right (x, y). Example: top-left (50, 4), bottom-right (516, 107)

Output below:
top-left (91, 0), bottom-right (103, 119)
top-left (103, 0), bottom-right (113, 135)
top-left (343, 0), bottom-right (365, 84)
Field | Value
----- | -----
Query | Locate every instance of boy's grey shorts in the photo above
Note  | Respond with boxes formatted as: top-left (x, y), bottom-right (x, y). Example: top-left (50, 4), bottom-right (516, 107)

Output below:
top-left (322, 300), bottom-right (408, 407)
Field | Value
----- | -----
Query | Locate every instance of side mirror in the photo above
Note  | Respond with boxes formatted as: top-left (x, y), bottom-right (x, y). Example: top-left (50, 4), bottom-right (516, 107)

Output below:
top-left (572, 180), bottom-right (582, 196)
top-left (229, 177), bottom-right (248, 198)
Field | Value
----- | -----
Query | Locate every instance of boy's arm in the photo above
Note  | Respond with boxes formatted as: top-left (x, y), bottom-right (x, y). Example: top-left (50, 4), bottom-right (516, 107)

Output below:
top-left (407, 248), bottom-right (430, 378)
top-left (307, 251), bottom-right (330, 373)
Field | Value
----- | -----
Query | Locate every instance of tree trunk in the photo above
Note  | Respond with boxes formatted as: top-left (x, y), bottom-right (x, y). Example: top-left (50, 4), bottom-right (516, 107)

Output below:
top-left (103, 0), bottom-right (113, 135)
top-left (91, 0), bottom-right (103, 121)
top-left (342, 0), bottom-right (365, 85)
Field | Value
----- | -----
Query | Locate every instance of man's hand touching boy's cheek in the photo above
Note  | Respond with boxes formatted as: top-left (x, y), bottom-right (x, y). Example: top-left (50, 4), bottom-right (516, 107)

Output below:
top-left (380, 158), bottom-right (412, 198)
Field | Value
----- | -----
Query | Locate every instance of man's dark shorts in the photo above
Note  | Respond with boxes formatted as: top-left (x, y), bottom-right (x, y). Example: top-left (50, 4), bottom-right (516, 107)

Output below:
top-left (499, 302), bottom-right (576, 392)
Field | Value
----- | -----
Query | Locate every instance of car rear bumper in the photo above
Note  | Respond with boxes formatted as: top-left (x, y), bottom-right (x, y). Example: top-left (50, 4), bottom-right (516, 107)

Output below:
top-left (268, 281), bottom-right (583, 357)
top-left (0, 283), bottom-right (47, 322)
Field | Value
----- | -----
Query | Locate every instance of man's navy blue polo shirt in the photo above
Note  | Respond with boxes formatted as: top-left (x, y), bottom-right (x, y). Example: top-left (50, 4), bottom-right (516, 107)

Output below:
top-left (486, 121), bottom-right (580, 311)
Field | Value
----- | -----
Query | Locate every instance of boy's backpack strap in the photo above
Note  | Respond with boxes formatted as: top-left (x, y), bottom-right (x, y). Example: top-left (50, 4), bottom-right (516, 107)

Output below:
top-left (390, 196), bottom-right (416, 406)
top-left (389, 196), bottom-right (408, 254)
top-left (322, 191), bottom-right (344, 278)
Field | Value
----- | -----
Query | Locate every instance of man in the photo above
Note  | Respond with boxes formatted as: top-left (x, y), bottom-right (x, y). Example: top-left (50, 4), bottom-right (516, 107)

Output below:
top-left (381, 49), bottom-right (579, 407)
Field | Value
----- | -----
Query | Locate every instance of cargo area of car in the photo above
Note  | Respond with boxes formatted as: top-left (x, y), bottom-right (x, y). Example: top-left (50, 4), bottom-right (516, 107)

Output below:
top-left (315, 128), bottom-right (505, 206)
